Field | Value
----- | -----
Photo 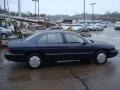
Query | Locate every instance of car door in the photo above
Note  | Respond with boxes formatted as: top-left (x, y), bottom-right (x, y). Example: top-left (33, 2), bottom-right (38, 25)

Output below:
top-left (63, 32), bottom-right (94, 60)
top-left (38, 32), bottom-right (67, 62)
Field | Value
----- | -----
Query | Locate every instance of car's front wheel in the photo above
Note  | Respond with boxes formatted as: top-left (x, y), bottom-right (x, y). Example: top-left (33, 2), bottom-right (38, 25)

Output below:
top-left (27, 53), bottom-right (42, 69)
top-left (95, 50), bottom-right (107, 64)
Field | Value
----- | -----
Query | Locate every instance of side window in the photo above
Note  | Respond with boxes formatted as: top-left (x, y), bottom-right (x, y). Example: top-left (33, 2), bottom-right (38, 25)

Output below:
top-left (65, 33), bottom-right (84, 43)
top-left (39, 34), bottom-right (47, 44)
top-left (47, 33), bottom-right (63, 44)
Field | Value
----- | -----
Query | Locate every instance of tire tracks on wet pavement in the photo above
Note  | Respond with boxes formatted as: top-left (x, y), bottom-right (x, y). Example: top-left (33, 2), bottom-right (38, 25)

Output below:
top-left (70, 69), bottom-right (89, 90)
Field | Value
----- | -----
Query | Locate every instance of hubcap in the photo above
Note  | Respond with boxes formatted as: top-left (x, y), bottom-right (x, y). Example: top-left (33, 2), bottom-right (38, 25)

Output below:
top-left (97, 53), bottom-right (106, 63)
top-left (29, 56), bottom-right (41, 68)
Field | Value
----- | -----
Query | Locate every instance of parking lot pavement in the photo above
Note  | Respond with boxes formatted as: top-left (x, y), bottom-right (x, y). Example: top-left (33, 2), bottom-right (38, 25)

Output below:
top-left (0, 26), bottom-right (120, 90)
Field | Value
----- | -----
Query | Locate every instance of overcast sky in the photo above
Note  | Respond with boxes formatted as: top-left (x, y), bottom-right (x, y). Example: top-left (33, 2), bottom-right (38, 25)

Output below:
top-left (0, 0), bottom-right (120, 15)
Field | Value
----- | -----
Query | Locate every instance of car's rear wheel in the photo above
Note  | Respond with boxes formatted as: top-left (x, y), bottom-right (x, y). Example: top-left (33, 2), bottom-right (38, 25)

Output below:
top-left (95, 50), bottom-right (107, 64)
top-left (27, 53), bottom-right (42, 69)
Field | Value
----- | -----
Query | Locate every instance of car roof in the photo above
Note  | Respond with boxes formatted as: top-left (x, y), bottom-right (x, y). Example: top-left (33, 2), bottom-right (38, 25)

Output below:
top-left (25, 30), bottom-right (79, 42)
top-left (35, 30), bottom-right (75, 34)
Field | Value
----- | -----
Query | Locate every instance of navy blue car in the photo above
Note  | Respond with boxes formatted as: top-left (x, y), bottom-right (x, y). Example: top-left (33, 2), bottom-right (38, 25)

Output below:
top-left (4, 30), bottom-right (118, 69)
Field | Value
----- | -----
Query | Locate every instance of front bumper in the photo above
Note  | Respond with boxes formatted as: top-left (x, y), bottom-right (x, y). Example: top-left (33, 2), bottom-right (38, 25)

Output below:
top-left (4, 51), bottom-right (26, 62)
top-left (108, 49), bottom-right (119, 58)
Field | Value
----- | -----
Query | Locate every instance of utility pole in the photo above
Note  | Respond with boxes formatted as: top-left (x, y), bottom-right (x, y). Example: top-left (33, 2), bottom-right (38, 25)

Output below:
top-left (4, 0), bottom-right (6, 12)
top-left (0, 4), bottom-right (1, 10)
top-left (38, 0), bottom-right (39, 21)
top-left (7, 0), bottom-right (10, 17)
top-left (18, 0), bottom-right (21, 17)
top-left (35, 1), bottom-right (37, 20)
top-left (32, 0), bottom-right (38, 20)
top-left (90, 3), bottom-right (96, 23)
top-left (83, 0), bottom-right (86, 25)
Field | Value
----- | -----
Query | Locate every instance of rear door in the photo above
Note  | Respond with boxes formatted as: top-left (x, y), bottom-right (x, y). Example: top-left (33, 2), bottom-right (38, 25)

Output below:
top-left (38, 32), bottom-right (67, 62)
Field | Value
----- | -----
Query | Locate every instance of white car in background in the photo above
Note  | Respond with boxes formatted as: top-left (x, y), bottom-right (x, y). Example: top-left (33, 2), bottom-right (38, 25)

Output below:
top-left (0, 26), bottom-right (12, 39)
top-left (85, 23), bottom-right (104, 31)
top-left (61, 25), bottom-right (70, 30)
top-left (115, 22), bottom-right (120, 30)
top-left (61, 24), bottom-right (84, 32)
top-left (71, 25), bottom-right (84, 32)
top-left (101, 22), bottom-right (108, 28)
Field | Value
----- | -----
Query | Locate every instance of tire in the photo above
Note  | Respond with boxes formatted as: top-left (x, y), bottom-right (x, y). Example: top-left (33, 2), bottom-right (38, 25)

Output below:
top-left (27, 53), bottom-right (43, 69)
top-left (95, 50), bottom-right (107, 64)
top-left (1, 33), bottom-right (7, 39)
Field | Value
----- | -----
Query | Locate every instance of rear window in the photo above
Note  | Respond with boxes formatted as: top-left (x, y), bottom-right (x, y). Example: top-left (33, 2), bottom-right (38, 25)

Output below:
top-left (25, 32), bottom-right (41, 41)
top-left (47, 33), bottom-right (63, 44)
top-left (38, 33), bottom-right (63, 44)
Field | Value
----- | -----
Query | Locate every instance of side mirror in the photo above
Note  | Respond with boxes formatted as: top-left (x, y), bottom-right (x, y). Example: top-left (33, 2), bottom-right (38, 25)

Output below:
top-left (82, 41), bottom-right (88, 45)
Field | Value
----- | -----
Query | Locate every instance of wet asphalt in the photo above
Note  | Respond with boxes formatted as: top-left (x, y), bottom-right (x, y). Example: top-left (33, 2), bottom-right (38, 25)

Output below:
top-left (0, 26), bottom-right (120, 90)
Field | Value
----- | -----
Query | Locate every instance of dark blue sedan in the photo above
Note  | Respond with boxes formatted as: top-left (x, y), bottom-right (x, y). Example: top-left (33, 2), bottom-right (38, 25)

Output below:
top-left (4, 30), bottom-right (118, 69)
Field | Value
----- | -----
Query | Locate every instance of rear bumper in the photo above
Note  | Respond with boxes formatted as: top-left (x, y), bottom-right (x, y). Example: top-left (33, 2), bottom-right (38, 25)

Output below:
top-left (4, 51), bottom-right (26, 62)
top-left (108, 49), bottom-right (119, 58)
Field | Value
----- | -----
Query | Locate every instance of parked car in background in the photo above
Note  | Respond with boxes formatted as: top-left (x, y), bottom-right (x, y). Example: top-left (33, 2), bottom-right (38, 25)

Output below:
top-left (115, 22), bottom-right (120, 30)
top-left (4, 30), bottom-right (118, 69)
top-left (71, 25), bottom-right (84, 32)
top-left (85, 24), bottom-right (104, 31)
top-left (61, 24), bottom-right (84, 32)
top-left (101, 22), bottom-right (108, 28)
top-left (47, 25), bottom-right (63, 30)
top-left (0, 26), bottom-right (12, 39)
top-left (35, 25), bottom-right (46, 30)
top-left (61, 25), bottom-right (69, 30)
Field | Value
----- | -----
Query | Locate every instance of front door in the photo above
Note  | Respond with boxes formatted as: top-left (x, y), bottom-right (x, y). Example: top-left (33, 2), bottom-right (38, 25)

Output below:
top-left (63, 32), bottom-right (93, 60)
